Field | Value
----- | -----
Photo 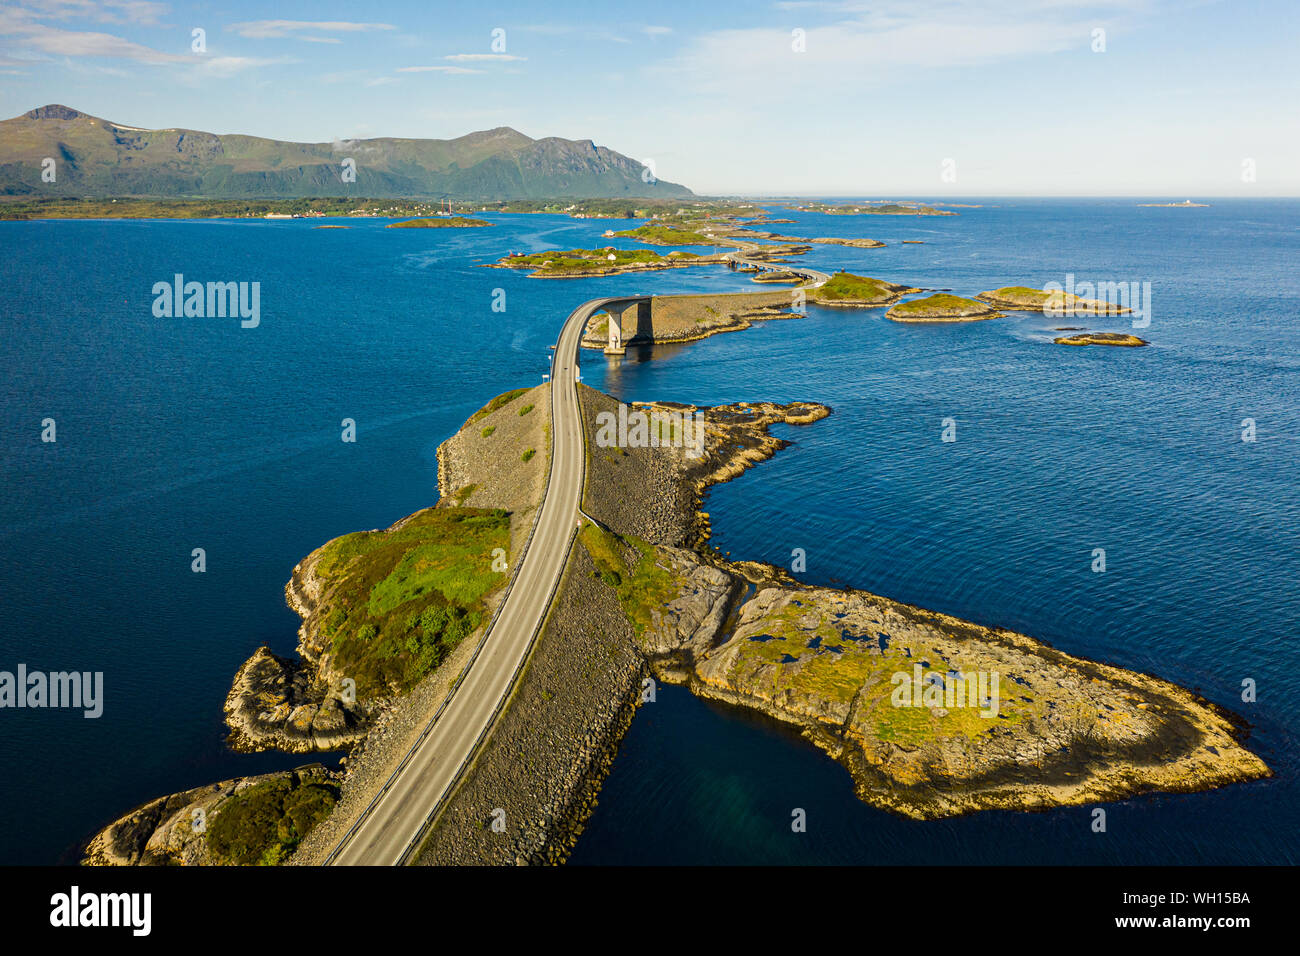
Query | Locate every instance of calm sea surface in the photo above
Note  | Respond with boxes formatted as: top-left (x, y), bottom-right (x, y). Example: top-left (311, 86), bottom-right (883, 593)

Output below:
top-left (1, 199), bottom-right (1296, 864)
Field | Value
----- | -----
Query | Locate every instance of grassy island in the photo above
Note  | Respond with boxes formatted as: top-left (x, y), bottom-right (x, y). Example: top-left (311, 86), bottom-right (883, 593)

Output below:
top-left (810, 271), bottom-right (919, 306)
top-left (886, 293), bottom-right (1001, 322)
top-left (311, 508), bottom-right (510, 696)
top-left (612, 223), bottom-right (718, 245)
top-left (488, 246), bottom-right (721, 278)
top-left (386, 216), bottom-right (491, 228)
top-left (978, 286), bottom-right (1132, 315)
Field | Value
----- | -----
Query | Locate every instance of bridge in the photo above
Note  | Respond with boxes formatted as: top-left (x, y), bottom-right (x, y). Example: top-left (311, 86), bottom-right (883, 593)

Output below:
top-left (326, 294), bottom-right (648, 866)
top-left (325, 239), bottom-right (828, 864)
top-left (600, 241), bottom-right (829, 354)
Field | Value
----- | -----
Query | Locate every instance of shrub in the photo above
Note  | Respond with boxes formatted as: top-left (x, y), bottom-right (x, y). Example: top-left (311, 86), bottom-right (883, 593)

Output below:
top-left (206, 778), bottom-right (339, 865)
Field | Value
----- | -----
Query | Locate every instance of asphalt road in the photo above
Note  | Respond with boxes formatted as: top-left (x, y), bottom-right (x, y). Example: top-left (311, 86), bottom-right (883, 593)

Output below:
top-left (327, 295), bottom-right (643, 866)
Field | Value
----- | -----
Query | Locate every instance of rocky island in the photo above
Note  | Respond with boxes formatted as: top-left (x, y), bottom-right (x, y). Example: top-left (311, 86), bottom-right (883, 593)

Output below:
top-left (386, 216), bottom-right (492, 228)
top-left (886, 293), bottom-right (1002, 322)
top-left (809, 271), bottom-right (919, 307)
top-left (978, 286), bottom-right (1132, 315)
top-left (487, 246), bottom-right (727, 278)
top-left (1054, 332), bottom-right (1149, 347)
top-left (783, 201), bottom-right (957, 216)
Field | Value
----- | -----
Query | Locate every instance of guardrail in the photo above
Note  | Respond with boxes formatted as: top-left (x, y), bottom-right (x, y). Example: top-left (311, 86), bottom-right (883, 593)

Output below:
top-left (325, 321), bottom-right (573, 865)
top-left (325, 296), bottom-right (638, 865)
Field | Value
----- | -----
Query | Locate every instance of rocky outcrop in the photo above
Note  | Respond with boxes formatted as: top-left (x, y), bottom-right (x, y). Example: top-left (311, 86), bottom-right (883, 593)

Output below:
top-left (978, 286), bottom-right (1133, 315)
top-left (1054, 332), bottom-right (1148, 347)
top-left (223, 646), bottom-right (369, 754)
top-left (887, 294), bottom-right (1002, 322)
top-left (83, 766), bottom-right (338, 866)
top-left (633, 571), bottom-right (1271, 820)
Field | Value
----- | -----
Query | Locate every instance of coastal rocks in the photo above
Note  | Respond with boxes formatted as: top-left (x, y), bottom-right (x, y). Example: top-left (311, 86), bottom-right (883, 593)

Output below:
top-left (886, 293), bottom-right (1002, 322)
top-left (1054, 332), bottom-right (1149, 347)
top-left (224, 646), bottom-right (369, 754)
top-left (635, 546), bottom-right (742, 668)
top-left (83, 766), bottom-right (338, 866)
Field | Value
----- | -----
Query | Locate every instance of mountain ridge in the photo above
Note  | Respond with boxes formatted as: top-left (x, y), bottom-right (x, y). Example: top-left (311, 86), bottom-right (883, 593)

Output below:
top-left (0, 105), bottom-right (692, 200)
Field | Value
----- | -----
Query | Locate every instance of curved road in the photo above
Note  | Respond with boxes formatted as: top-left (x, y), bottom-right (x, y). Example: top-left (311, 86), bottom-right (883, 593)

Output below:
top-left (327, 249), bottom-right (827, 865)
top-left (327, 294), bottom-right (643, 866)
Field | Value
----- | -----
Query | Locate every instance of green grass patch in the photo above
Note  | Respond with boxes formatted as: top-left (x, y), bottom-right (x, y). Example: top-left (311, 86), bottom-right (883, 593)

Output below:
top-left (580, 524), bottom-right (681, 639)
top-left (613, 223), bottom-right (716, 245)
top-left (518, 404), bottom-right (534, 416)
top-left (312, 508), bottom-right (510, 696)
top-left (521, 448), bottom-right (536, 463)
top-left (206, 777), bottom-right (339, 866)
top-left (466, 387), bottom-right (530, 426)
top-left (480, 425), bottom-right (496, 438)
top-left (890, 293), bottom-right (986, 315)
top-left (812, 271), bottom-right (902, 304)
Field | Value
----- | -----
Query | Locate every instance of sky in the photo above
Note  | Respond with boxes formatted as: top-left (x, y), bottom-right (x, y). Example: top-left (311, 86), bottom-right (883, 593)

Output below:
top-left (1, 0), bottom-right (1297, 196)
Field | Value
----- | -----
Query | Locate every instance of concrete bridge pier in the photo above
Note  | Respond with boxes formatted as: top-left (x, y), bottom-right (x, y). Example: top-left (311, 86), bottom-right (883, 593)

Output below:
top-left (603, 299), bottom-right (651, 355)
top-left (604, 311), bottom-right (625, 355)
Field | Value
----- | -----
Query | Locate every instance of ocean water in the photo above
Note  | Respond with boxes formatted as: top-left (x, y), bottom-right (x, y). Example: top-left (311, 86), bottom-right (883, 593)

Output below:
top-left (1, 200), bottom-right (1296, 865)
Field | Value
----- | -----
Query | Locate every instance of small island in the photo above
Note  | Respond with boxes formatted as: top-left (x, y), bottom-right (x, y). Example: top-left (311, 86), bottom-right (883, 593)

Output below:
top-left (809, 271), bottom-right (919, 307)
top-left (978, 286), bottom-right (1132, 315)
top-left (783, 201), bottom-right (957, 217)
top-left (386, 216), bottom-right (491, 228)
top-left (886, 293), bottom-right (1002, 323)
top-left (487, 246), bottom-right (726, 278)
top-left (1054, 332), bottom-right (1149, 347)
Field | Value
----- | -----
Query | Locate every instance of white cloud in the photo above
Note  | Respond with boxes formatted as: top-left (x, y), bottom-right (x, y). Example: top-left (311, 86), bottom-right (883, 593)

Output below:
top-left (228, 20), bottom-right (396, 40)
top-left (444, 53), bottom-right (526, 62)
top-left (398, 65), bottom-right (482, 74)
top-left (652, 0), bottom-right (1145, 96)
top-left (16, 0), bottom-right (168, 26)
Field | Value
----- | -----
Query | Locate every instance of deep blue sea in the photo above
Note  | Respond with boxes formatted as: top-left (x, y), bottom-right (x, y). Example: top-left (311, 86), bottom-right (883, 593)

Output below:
top-left (1, 199), bottom-right (1296, 865)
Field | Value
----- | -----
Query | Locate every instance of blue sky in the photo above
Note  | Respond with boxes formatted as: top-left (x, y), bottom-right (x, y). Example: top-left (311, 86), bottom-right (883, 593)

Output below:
top-left (1, 0), bottom-right (1296, 195)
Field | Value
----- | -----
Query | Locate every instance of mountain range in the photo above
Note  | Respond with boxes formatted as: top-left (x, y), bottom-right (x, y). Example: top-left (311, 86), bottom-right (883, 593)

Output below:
top-left (0, 105), bottom-right (692, 200)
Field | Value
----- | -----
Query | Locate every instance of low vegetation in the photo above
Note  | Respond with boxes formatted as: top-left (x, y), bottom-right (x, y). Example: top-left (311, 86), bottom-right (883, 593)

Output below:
top-left (466, 387), bottom-right (531, 426)
top-left (206, 777), bottom-right (339, 865)
top-left (613, 223), bottom-right (717, 245)
top-left (812, 271), bottom-right (908, 304)
top-left (312, 508), bottom-right (510, 696)
top-left (580, 524), bottom-right (681, 638)
top-left (385, 217), bottom-right (491, 228)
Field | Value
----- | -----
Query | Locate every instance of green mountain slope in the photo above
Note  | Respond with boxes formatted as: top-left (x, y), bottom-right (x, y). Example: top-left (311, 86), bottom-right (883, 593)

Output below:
top-left (0, 105), bottom-right (692, 200)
